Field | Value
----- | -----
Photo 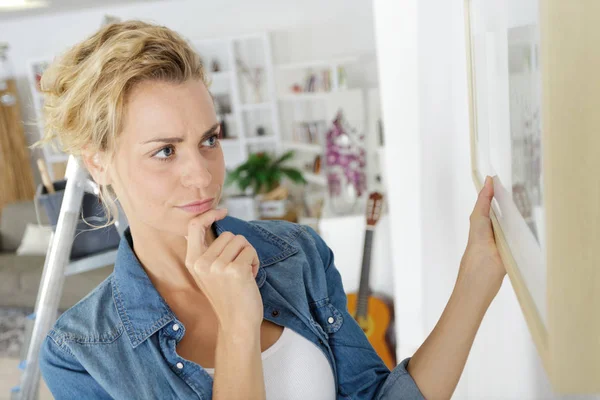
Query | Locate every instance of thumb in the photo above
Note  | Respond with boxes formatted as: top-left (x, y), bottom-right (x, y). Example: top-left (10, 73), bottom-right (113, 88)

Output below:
top-left (472, 176), bottom-right (494, 219)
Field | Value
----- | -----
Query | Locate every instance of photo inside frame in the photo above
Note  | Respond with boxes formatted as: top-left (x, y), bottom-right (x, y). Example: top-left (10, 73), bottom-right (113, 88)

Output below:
top-left (508, 25), bottom-right (544, 248)
top-left (468, 0), bottom-right (548, 327)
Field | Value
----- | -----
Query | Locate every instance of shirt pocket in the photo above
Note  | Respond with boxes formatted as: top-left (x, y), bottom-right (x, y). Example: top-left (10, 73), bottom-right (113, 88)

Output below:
top-left (309, 297), bottom-right (344, 335)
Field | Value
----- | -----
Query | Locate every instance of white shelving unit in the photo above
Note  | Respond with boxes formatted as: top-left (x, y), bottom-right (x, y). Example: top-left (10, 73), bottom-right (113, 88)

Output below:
top-left (275, 56), bottom-right (358, 71)
top-left (282, 141), bottom-right (322, 153)
top-left (25, 34), bottom-right (377, 221)
top-left (239, 102), bottom-right (272, 111)
top-left (27, 58), bottom-right (68, 181)
top-left (193, 32), bottom-right (282, 172)
top-left (26, 34), bottom-right (283, 181)
top-left (274, 55), bottom-right (365, 189)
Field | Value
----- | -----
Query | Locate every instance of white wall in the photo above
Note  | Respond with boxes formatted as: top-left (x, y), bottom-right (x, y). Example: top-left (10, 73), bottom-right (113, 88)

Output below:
top-left (373, 0), bottom-right (425, 365)
top-left (375, 0), bottom-right (598, 399)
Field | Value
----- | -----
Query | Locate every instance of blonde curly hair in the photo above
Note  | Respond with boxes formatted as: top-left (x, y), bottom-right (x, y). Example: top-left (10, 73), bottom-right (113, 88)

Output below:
top-left (36, 20), bottom-right (209, 225)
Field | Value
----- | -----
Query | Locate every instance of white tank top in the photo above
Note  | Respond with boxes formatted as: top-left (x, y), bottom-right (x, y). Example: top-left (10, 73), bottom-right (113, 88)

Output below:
top-left (203, 327), bottom-right (336, 400)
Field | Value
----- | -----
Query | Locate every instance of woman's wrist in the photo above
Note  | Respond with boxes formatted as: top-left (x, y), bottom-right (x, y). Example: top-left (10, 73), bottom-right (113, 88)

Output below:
top-left (455, 264), bottom-right (504, 308)
top-left (218, 315), bottom-right (262, 338)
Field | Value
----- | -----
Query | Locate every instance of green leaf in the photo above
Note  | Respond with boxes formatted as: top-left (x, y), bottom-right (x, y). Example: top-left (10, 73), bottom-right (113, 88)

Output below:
top-left (280, 167), bottom-right (306, 184)
top-left (238, 175), bottom-right (253, 192)
top-left (274, 150), bottom-right (295, 166)
top-left (227, 151), bottom-right (303, 194)
top-left (256, 171), bottom-right (268, 192)
top-left (253, 181), bottom-right (262, 195)
top-left (270, 170), bottom-right (282, 187)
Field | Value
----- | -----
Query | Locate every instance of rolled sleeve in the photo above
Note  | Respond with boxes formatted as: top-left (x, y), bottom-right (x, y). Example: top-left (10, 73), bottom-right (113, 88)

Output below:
top-left (376, 358), bottom-right (425, 400)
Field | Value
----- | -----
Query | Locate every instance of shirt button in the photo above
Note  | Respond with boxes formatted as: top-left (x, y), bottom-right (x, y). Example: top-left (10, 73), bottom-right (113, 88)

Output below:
top-left (172, 324), bottom-right (180, 332)
top-left (318, 339), bottom-right (324, 345)
top-left (327, 317), bottom-right (335, 324)
top-left (176, 362), bottom-right (184, 370)
top-left (271, 310), bottom-right (280, 317)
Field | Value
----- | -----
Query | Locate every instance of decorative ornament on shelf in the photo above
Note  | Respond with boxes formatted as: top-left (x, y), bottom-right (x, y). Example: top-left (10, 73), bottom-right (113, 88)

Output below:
top-left (337, 66), bottom-right (348, 90)
top-left (313, 155), bottom-right (322, 174)
top-left (212, 59), bottom-right (221, 72)
top-left (214, 95), bottom-right (232, 139)
top-left (291, 84), bottom-right (303, 93)
top-left (325, 111), bottom-right (366, 215)
top-left (236, 58), bottom-right (264, 103)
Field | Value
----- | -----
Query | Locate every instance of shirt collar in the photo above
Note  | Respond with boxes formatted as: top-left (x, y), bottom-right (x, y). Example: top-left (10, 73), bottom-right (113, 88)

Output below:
top-left (112, 216), bottom-right (299, 347)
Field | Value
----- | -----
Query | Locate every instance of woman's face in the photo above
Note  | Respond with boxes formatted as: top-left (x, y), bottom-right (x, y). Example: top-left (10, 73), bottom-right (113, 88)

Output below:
top-left (97, 79), bottom-right (225, 237)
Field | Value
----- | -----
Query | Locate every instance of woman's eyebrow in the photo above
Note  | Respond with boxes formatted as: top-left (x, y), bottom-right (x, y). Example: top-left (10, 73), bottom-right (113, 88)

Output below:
top-left (141, 123), bottom-right (220, 144)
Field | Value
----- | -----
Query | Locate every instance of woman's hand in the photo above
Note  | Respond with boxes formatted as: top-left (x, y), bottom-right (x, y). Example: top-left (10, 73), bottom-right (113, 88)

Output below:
top-left (185, 209), bottom-right (263, 333)
top-left (458, 176), bottom-right (506, 300)
top-left (406, 176), bottom-right (507, 400)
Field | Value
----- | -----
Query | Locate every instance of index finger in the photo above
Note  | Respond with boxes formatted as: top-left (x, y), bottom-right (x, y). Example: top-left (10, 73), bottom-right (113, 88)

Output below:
top-left (185, 208), bottom-right (228, 268)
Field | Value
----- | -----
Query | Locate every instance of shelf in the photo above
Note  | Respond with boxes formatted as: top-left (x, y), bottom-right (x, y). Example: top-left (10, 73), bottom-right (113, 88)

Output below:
top-left (220, 138), bottom-right (240, 147)
top-left (276, 56), bottom-right (359, 71)
top-left (246, 136), bottom-right (277, 145)
top-left (304, 172), bottom-right (327, 186)
top-left (293, 119), bottom-right (328, 124)
top-left (240, 102), bottom-right (272, 111)
top-left (282, 141), bottom-right (322, 153)
top-left (279, 92), bottom-right (330, 101)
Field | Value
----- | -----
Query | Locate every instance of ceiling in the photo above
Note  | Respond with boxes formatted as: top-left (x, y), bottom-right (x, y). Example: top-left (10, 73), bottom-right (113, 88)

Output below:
top-left (0, 0), bottom-right (169, 20)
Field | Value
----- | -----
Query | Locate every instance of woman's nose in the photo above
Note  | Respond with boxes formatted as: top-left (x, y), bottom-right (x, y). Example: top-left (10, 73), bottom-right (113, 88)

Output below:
top-left (180, 156), bottom-right (212, 188)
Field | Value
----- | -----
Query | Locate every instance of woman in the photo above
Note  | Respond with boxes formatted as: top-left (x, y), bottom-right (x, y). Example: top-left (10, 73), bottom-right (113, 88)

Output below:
top-left (38, 21), bottom-right (506, 400)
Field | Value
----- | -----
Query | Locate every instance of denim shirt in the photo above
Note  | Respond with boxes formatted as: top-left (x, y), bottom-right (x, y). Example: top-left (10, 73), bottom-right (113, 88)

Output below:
top-left (40, 216), bottom-right (424, 400)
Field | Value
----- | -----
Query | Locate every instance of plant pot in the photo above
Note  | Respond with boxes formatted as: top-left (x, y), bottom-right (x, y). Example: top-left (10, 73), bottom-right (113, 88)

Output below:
top-left (258, 199), bottom-right (287, 219)
top-left (225, 195), bottom-right (258, 221)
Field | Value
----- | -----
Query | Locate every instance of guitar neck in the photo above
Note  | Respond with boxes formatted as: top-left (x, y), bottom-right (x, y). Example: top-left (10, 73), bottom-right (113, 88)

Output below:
top-left (356, 228), bottom-right (374, 319)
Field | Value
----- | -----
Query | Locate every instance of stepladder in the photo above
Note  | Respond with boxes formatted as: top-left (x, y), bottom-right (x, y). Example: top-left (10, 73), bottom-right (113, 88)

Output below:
top-left (13, 156), bottom-right (126, 400)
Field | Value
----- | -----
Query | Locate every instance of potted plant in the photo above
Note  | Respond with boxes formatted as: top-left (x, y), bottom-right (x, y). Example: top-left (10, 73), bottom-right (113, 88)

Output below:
top-left (225, 151), bottom-right (306, 219)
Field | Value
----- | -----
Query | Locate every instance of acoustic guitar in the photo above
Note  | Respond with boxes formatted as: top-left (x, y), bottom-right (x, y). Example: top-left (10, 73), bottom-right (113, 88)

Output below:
top-left (347, 192), bottom-right (397, 369)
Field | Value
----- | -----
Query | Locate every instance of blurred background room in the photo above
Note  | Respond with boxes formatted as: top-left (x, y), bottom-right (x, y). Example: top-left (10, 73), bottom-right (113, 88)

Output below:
top-left (0, 1), bottom-right (595, 399)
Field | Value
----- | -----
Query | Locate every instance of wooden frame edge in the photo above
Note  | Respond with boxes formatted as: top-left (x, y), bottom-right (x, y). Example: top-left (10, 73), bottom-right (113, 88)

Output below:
top-left (463, 0), bottom-right (551, 375)
top-left (541, 0), bottom-right (600, 392)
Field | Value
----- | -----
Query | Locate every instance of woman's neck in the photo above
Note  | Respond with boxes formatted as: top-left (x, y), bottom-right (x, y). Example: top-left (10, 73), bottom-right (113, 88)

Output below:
top-left (128, 222), bottom-right (217, 292)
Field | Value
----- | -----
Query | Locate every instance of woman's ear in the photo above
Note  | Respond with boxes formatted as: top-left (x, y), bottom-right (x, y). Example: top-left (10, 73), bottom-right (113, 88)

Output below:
top-left (82, 151), bottom-right (112, 186)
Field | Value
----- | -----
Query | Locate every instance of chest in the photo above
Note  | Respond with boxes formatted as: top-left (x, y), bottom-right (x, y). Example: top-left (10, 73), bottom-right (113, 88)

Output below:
top-left (175, 317), bottom-right (284, 369)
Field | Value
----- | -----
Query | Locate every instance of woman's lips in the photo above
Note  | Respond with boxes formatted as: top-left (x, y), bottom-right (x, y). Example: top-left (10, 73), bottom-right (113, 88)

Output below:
top-left (177, 199), bottom-right (214, 214)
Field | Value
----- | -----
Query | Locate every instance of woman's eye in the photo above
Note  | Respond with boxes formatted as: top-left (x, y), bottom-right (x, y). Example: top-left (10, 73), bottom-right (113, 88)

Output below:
top-left (153, 145), bottom-right (175, 160)
top-left (201, 134), bottom-right (219, 148)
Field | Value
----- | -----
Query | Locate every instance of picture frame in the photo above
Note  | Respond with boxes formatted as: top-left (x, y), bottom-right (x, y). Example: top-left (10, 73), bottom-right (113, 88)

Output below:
top-left (465, 0), bottom-right (600, 393)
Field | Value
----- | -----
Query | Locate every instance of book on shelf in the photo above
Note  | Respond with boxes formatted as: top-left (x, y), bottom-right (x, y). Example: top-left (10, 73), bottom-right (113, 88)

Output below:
top-left (301, 69), bottom-right (332, 93)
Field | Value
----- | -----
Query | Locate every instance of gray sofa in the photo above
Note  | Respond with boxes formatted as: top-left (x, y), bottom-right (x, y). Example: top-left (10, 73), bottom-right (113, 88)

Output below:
top-left (0, 200), bottom-right (113, 310)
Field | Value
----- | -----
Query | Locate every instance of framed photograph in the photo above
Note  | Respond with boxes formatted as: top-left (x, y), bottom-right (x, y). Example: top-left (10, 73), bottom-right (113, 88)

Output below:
top-left (465, 0), bottom-right (600, 393)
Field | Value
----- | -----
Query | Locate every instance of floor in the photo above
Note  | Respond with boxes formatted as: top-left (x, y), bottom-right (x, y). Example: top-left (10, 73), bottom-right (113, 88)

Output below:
top-left (0, 358), bottom-right (52, 400)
